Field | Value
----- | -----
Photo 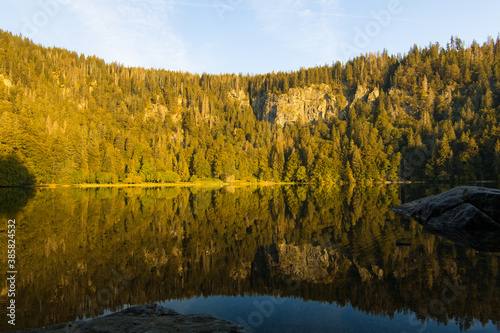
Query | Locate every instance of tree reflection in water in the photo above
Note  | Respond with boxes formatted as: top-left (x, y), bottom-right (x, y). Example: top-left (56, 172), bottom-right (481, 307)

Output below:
top-left (1, 185), bottom-right (498, 332)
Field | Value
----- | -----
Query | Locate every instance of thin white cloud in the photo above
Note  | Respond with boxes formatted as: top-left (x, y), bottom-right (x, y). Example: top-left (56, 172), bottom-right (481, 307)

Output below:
top-left (66, 0), bottom-right (189, 70)
top-left (249, 0), bottom-right (343, 66)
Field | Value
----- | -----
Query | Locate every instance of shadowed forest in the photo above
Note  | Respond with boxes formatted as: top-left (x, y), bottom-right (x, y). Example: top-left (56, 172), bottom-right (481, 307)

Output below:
top-left (1, 31), bottom-right (500, 185)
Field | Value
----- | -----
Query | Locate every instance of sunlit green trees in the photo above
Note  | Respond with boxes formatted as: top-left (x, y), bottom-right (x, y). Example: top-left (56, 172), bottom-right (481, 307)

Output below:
top-left (0, 30), bottom-right (499, 184)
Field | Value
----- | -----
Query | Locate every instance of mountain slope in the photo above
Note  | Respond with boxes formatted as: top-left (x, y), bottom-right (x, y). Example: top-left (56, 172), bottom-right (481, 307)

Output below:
top-left (0, 31), bottom-right (499, 185)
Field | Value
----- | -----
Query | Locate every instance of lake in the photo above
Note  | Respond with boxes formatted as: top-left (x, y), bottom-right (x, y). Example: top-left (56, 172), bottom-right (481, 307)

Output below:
top-left (0, 184), bottom-right (499, 332)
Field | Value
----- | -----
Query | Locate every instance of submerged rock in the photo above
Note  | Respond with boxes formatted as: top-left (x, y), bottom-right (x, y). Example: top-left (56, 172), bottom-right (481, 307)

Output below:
top-left (392, 186), bottom-right (500, 252)
top-left (392, 186), bottom-right (500, 230)
top-left (15, 304), bottom-right (248, 333)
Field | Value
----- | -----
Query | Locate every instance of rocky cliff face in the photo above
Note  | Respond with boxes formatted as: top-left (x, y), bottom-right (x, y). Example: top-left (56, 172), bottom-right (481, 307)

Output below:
top-left (249, 84), bottom-right (384, 126)
top-left (250, 84), bottom-right (348, 126)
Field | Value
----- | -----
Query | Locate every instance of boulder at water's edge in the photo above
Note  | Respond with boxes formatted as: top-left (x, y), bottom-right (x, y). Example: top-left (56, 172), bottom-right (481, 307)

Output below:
top-left (392, 186), bottom-right (500, 231)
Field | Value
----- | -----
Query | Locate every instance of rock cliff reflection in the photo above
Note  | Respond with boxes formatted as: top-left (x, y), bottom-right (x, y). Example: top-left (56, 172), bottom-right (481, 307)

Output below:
top-left (0, 185), bottom-right (498, 332)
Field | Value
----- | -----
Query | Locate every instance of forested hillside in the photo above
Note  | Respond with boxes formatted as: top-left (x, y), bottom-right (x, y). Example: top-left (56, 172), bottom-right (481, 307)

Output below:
top-left (0, 30), bottom-right (499, 185)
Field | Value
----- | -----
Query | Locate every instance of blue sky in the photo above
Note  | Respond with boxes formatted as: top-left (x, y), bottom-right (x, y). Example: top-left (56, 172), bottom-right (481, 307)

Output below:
top-left (1, 0), bottom-right (499, 74)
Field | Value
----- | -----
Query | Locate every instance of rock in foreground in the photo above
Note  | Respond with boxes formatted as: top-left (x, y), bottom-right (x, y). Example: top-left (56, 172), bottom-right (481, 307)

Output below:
top-left (392, 186), bottom-right (500, 252)
top-left (15, 304), bottom-right (248, 333)
top-left (392, 186), bottom-right (500, 230)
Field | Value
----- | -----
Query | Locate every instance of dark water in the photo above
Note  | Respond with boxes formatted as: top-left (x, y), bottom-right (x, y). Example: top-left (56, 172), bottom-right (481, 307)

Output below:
top-left (0, 184), bottom-right (499, 332)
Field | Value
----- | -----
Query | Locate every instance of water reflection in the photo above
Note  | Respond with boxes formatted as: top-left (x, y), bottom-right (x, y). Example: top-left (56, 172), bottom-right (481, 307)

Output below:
top-left (0, 185), bottom-right (499, 332)
top-left (0, 187), bottom-right (34, 215)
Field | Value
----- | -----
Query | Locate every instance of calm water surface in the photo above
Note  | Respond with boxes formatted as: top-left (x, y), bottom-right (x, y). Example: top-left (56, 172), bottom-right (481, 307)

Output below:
top-left (0, 184), bottom-right (499, 332)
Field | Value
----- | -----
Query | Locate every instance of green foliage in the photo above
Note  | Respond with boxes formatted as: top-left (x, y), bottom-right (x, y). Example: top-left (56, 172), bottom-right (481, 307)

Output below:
top-left (295, 166), bottom-right (308, 182)
top-left (0, 153), bottom-right (36, 186)
top-left (191, 150), bottom-right (211, 178)
top-left (95, 171), bottom-right (118, 184)
top-left (284, 151), bottom-right (301, 182)
top-left (0, 30), bottom-right (499, 183)
top-left (5, 185), bottom-right (500, 330)
top-left (123, 174), bottom-right (143, 184)
top-left (159, 171), bottom-right (181, 183)
top-left (176, 152), bottom-right (190, 182)
top-left (270, 143), bottom-right (285, 181)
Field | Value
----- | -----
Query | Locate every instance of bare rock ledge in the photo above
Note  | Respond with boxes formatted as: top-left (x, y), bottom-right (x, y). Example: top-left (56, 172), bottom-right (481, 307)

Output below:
top-left (14, 304), bottom-right (248, 333)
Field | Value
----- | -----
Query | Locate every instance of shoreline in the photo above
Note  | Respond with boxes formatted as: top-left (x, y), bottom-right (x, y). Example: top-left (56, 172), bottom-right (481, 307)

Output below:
top-left (32, 180), bottom-right (289, 189)
top-left (14, 180), bottom-right (414, 189)
top-left (7, 180), bottom-right (500, 190)
top-left (13, 304), bottom-right (248, 333)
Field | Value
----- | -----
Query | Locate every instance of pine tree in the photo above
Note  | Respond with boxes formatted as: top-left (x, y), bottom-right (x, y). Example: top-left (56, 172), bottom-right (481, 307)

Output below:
top-left (284, 151), bottom-right (301, 182)
top-left (176, 152), bottom-right (190, 182)
top-left (258, 149), bottom-right (272, 181)
top-left (295, 166), bottom-right (307, 182)
top-left (192, 150), bottom-right (211, 178)
top-left (343, 161), bottom-right (355, 184)
top-left (270, 143), bottom-right (285, 181)
top-left (435, 135), bottom-right (453, 181)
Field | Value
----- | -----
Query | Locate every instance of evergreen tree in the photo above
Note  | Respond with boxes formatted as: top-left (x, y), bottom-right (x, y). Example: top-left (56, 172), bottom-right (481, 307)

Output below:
top-left (192, 150), bottom-right (211, 178)
top-left (176, 152), bottom-right (190, 182)
top-left (284, 151), bottom-right (301, 182)
top-left (295, 166), bottom-right (307, 182)
top-left (0, 30), bottom-right (498, 184)
top-left (258, 149), bottom-right (272, 181)
top-left (269, 143), bottom-right (285, 181)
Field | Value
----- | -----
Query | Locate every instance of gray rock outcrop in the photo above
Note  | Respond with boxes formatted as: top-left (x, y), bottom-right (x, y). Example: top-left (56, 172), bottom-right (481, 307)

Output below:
top-left (251, 84), bottom-right (347, 126)
top-left (392, 186), bottom-right (500, 230)
top-left (15, 304), bottom-right (247, 333)
top-left (392, 186), bottom-right (500, 252)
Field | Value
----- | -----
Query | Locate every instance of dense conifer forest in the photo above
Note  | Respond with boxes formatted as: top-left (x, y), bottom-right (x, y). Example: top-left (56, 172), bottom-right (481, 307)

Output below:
top-left (0, 30), bottom-right (499, 185)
